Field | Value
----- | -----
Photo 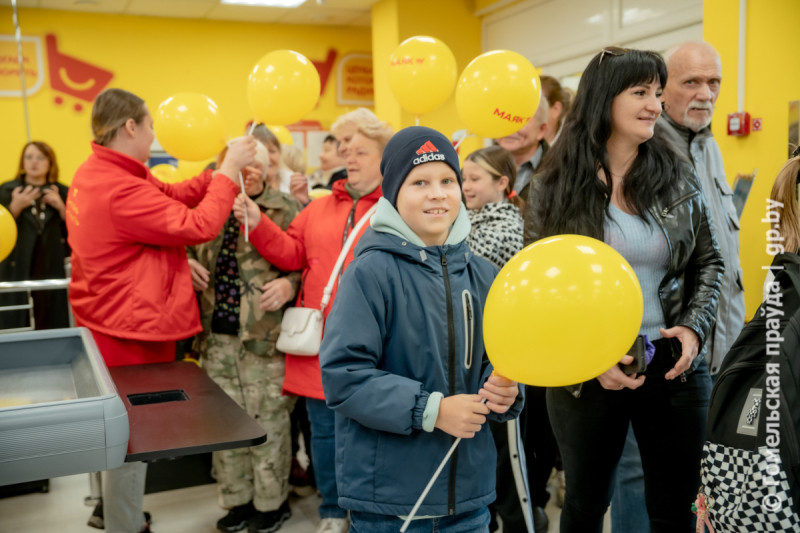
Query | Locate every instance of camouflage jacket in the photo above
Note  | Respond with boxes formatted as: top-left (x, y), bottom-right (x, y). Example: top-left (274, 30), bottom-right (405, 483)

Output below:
top-left (188, 186), bottom-right (301, 357)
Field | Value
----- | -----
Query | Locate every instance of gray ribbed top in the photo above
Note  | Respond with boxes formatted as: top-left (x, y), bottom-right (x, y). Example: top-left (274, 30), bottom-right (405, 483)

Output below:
top-left (604, 203), bottom-right (669, 340)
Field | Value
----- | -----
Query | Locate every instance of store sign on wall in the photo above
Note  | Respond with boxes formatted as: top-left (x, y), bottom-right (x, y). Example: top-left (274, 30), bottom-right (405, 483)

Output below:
top-left (337, 53), bottom-right (373, 106)
top-left (0, 34), bottom-right (113, 112)
top-left (0, 35), bottom-right (45, 97)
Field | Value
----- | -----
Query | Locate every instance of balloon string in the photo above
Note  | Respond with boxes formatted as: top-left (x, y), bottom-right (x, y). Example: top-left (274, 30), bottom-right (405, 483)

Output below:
top-left (415, 115), bottom-right (420, 126)
top-left (454, 133), bottom-right (472, 152)
top-left (399, 398), bottom-right (488, 532)
top-left (248, 119), bottom-right (257, 136)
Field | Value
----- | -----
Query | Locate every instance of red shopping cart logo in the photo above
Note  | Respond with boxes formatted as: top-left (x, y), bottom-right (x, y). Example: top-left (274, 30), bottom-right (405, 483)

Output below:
top-left (46, 34), bottom-right (113, 104)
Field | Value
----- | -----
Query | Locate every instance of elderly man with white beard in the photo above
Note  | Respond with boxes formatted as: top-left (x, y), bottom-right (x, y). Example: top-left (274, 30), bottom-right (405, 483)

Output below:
top-left (610, 40), bottom-right (746, 533)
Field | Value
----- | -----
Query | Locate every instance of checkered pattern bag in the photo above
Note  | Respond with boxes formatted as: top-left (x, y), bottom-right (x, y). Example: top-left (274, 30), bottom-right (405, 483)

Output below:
top-left (700, 442), bottom-right (800, 532)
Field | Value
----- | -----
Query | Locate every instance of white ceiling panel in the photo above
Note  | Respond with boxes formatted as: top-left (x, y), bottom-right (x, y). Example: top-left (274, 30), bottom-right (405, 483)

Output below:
top-left (348, 12), bottom-right (371, 26)
top-left (204, 3), bottom-right (286, 22)
top-left (278, 4), bottom-right (363, 25)
top-left (126, 0), bottom-right (217, 18)
top-left (320, 0), bottom-right (378, 9)
top-left (39, 0), bottom-right (128, 13)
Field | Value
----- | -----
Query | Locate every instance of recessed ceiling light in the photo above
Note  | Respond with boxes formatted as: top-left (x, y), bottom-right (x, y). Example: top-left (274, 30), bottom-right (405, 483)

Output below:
top-left (220, 0), bottom-right (306, 6)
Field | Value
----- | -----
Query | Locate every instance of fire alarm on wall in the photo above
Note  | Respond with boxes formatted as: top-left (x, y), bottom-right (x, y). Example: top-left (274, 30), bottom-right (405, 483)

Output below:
top-left (728, 112), bottom-right (751, 136)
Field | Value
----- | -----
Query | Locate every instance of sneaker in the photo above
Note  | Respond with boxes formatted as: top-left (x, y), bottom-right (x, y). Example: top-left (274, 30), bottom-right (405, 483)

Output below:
top-left (289, 458), bottom-right (316, 497)
top-left (217, 502), bottom-right (256, 533)
top-left (248, 500), bottom-right (291, 533)
top-left (314, 517), bottom-right (349, 533)
top-left (87, 502), bottom-right (152, 530)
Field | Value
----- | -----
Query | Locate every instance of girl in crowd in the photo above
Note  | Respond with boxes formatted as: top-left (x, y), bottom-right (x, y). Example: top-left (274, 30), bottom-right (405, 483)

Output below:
top-left (233, 119), bottom-right (393, 533)
top-left (463, 146), bottom-right (552, 533)
top-left (524, 49), bottom-right (723, 532)
top-left (319, 126), bottom-right (523, 533)
top-left (309, 135), bottom-right (346, 190)
top-left (462, 145), bottom-right (525, 268)
top-left (68, 88), bottom-right (255, 533)
top-left (188, 141), bottom-right (301, 533)
top-left (540, 76), bottom-right (572, 146)
top-left (0, 141), bottom-right (70, 331)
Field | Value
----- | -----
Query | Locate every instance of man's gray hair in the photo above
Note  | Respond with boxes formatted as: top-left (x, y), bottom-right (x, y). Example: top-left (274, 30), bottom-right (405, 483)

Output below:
top-left (663, 40), bottom-right (720, 69)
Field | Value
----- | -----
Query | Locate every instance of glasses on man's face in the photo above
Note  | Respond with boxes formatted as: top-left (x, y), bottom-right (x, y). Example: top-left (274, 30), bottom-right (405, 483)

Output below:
top-left (599, 46), bottom-right (629, 65)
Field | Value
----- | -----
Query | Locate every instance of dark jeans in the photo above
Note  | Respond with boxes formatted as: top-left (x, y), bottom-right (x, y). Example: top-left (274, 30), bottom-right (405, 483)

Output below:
top-left (350, 507), bottom-right (490, 533)
top-left (548, 338), bottom-right (711, 533)
top-left (306, 398), bottom-right (348, 519)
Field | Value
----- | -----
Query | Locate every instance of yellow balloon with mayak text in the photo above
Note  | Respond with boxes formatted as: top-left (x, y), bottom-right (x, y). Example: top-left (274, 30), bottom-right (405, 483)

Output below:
top-left (388, 36), bottom-right (457, 116)
top-left (483, 235), bottom-right (643, 387)
top-left (455, 50), bottom-right (541, 139)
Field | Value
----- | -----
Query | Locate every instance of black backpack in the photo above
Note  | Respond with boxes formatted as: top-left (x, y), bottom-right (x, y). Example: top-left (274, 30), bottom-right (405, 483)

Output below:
top-left (700, 253), bottom-right (800, 532)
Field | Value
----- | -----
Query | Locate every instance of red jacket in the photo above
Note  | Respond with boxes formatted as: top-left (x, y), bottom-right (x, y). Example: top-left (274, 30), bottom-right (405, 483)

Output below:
top-left (248, 180), bottom-right (382, 399)
top-left (67, 143), bottom-right (239, 345)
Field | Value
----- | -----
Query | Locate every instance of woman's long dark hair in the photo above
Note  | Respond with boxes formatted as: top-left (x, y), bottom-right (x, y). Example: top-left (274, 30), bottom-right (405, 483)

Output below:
top-left (533, 49), bottom-right (682, 241)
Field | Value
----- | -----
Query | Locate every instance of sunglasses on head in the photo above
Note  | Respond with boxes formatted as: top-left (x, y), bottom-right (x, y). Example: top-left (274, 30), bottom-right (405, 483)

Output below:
top-left (599, 46), bottom-right (629, 64)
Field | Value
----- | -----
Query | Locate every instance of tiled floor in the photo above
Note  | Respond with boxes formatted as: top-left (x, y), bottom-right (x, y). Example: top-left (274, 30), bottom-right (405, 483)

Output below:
top-left (0, 472), bottom-right (610, 533)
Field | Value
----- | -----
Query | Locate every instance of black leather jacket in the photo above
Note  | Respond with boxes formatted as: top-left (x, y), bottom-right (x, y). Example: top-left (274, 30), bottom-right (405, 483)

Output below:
top-left (523, 167), bottom-right (725, 397)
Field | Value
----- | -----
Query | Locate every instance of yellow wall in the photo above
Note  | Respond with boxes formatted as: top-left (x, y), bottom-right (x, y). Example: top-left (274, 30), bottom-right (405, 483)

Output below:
top-left (0, 8), bottom-right (372, 185)
top-left (704, 0), bottom-right (800, 318)
top-left (371, 0), bottom-right (482, 138)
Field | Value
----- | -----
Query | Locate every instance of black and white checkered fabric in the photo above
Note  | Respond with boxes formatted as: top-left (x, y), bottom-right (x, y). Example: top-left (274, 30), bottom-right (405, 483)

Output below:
top-left (701, 442), bottom-right (800, 532)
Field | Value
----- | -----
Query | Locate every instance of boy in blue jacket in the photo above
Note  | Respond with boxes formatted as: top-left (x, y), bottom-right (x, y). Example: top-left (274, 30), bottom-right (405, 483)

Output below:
top-left (320, 126), bottom-right (525, 533)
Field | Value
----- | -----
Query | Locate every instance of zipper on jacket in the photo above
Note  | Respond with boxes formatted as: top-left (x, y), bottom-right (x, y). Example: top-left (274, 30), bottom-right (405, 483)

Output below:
top-left (462, 290), bottom-right (474, 369)
top-left (342, 199), bottom-right (358, 246)
top-left (661, 190), bottom-right (700, 217)
top-left (441, 254), bottom-right (458, 515)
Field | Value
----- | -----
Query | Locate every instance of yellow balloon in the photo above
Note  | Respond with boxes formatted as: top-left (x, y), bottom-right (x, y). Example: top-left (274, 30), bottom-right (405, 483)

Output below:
top-left (455, 50), bottom-right (541, 139)
top-left (150, 164), bottom-right (181, 184)
top-left (308, 188), bottom-right (332, 200)
top-left (248, 50), bottom-right (321, 126)
top-left (0, 204), bottom-right (17, 263)
top-left (267, 125), bottom-right (294, 146)
top-left (388, 36), bottom-right (458, 116)
top-left (155, 93), bottom-right (228, 162)
top-left (178, 158), bottom-right (217, 181)
top-left (484, 235), bottom-right (643, 387)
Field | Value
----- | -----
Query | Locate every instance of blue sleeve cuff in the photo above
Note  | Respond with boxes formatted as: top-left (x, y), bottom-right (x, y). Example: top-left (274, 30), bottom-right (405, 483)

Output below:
top-left (411, 390), bottom-right (430, 431)
top-left (422, 392), bottom-right (443, 433)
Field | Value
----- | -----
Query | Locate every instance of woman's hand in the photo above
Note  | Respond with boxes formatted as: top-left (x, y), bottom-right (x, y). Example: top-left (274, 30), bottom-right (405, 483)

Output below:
top-left (479, 373), bottom-right (519, 414)
top-left (434, 394), bottom-right (490, 439)
top-left (597, 355), bottom-right (646, 390)
top-left (41, 185), bottom-right (66, 219)
top-left (289, 173), bottom-right (309, 205)
top-left (9, 185), bottom-right (41, 218)
top-left (233, 194), bottom-right (262, 231)
top-left (188, 259), bottom-right (210, 292)
top-left (661, 326), bottom-right (699, 380)
top-left (218, 136), bottom-right (257, 184)
top-left (259, 278), bottom-right (295, 312)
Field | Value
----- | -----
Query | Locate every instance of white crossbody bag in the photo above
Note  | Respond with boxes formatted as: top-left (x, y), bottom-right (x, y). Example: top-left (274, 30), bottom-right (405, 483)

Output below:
top-left (276, 203), bottom-right (378, 356)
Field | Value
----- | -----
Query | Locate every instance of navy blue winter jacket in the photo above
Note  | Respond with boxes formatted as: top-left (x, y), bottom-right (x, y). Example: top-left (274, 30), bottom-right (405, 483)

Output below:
top-left (320, 198), bottom-right (525, 517)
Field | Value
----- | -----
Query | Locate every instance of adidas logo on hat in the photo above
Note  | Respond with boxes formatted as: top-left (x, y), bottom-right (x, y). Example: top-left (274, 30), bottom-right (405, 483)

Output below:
top-left (413, 141), bottom-right (445, 165)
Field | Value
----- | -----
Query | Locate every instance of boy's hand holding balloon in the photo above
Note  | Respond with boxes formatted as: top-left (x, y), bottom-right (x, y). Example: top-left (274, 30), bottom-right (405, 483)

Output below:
top-left (479, 373), bottom-right (519, 413)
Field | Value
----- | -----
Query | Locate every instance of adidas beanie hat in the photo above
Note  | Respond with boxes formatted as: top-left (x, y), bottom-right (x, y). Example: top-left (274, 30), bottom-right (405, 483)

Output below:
top-left (379, 126), bottom-right (462, 208)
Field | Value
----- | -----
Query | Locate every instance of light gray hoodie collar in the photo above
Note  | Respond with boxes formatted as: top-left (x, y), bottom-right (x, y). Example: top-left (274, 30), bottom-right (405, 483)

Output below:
top-left (370, 197), bottom-right (471, 248)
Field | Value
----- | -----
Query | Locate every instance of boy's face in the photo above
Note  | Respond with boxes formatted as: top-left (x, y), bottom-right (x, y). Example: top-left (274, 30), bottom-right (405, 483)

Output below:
top-left (396, 162), bottom-right (461, 247)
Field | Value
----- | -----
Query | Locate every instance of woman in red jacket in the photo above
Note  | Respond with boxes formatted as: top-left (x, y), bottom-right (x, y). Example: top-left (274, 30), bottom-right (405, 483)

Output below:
top-left (67, 88), bottom-right (256, 533)
top-left (234, 118), bottom-right (392, 533)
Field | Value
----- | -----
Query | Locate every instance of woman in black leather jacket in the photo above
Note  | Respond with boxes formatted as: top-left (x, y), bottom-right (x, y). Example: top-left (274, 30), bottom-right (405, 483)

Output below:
top-left (523, 49), bottom-right (723, 532)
